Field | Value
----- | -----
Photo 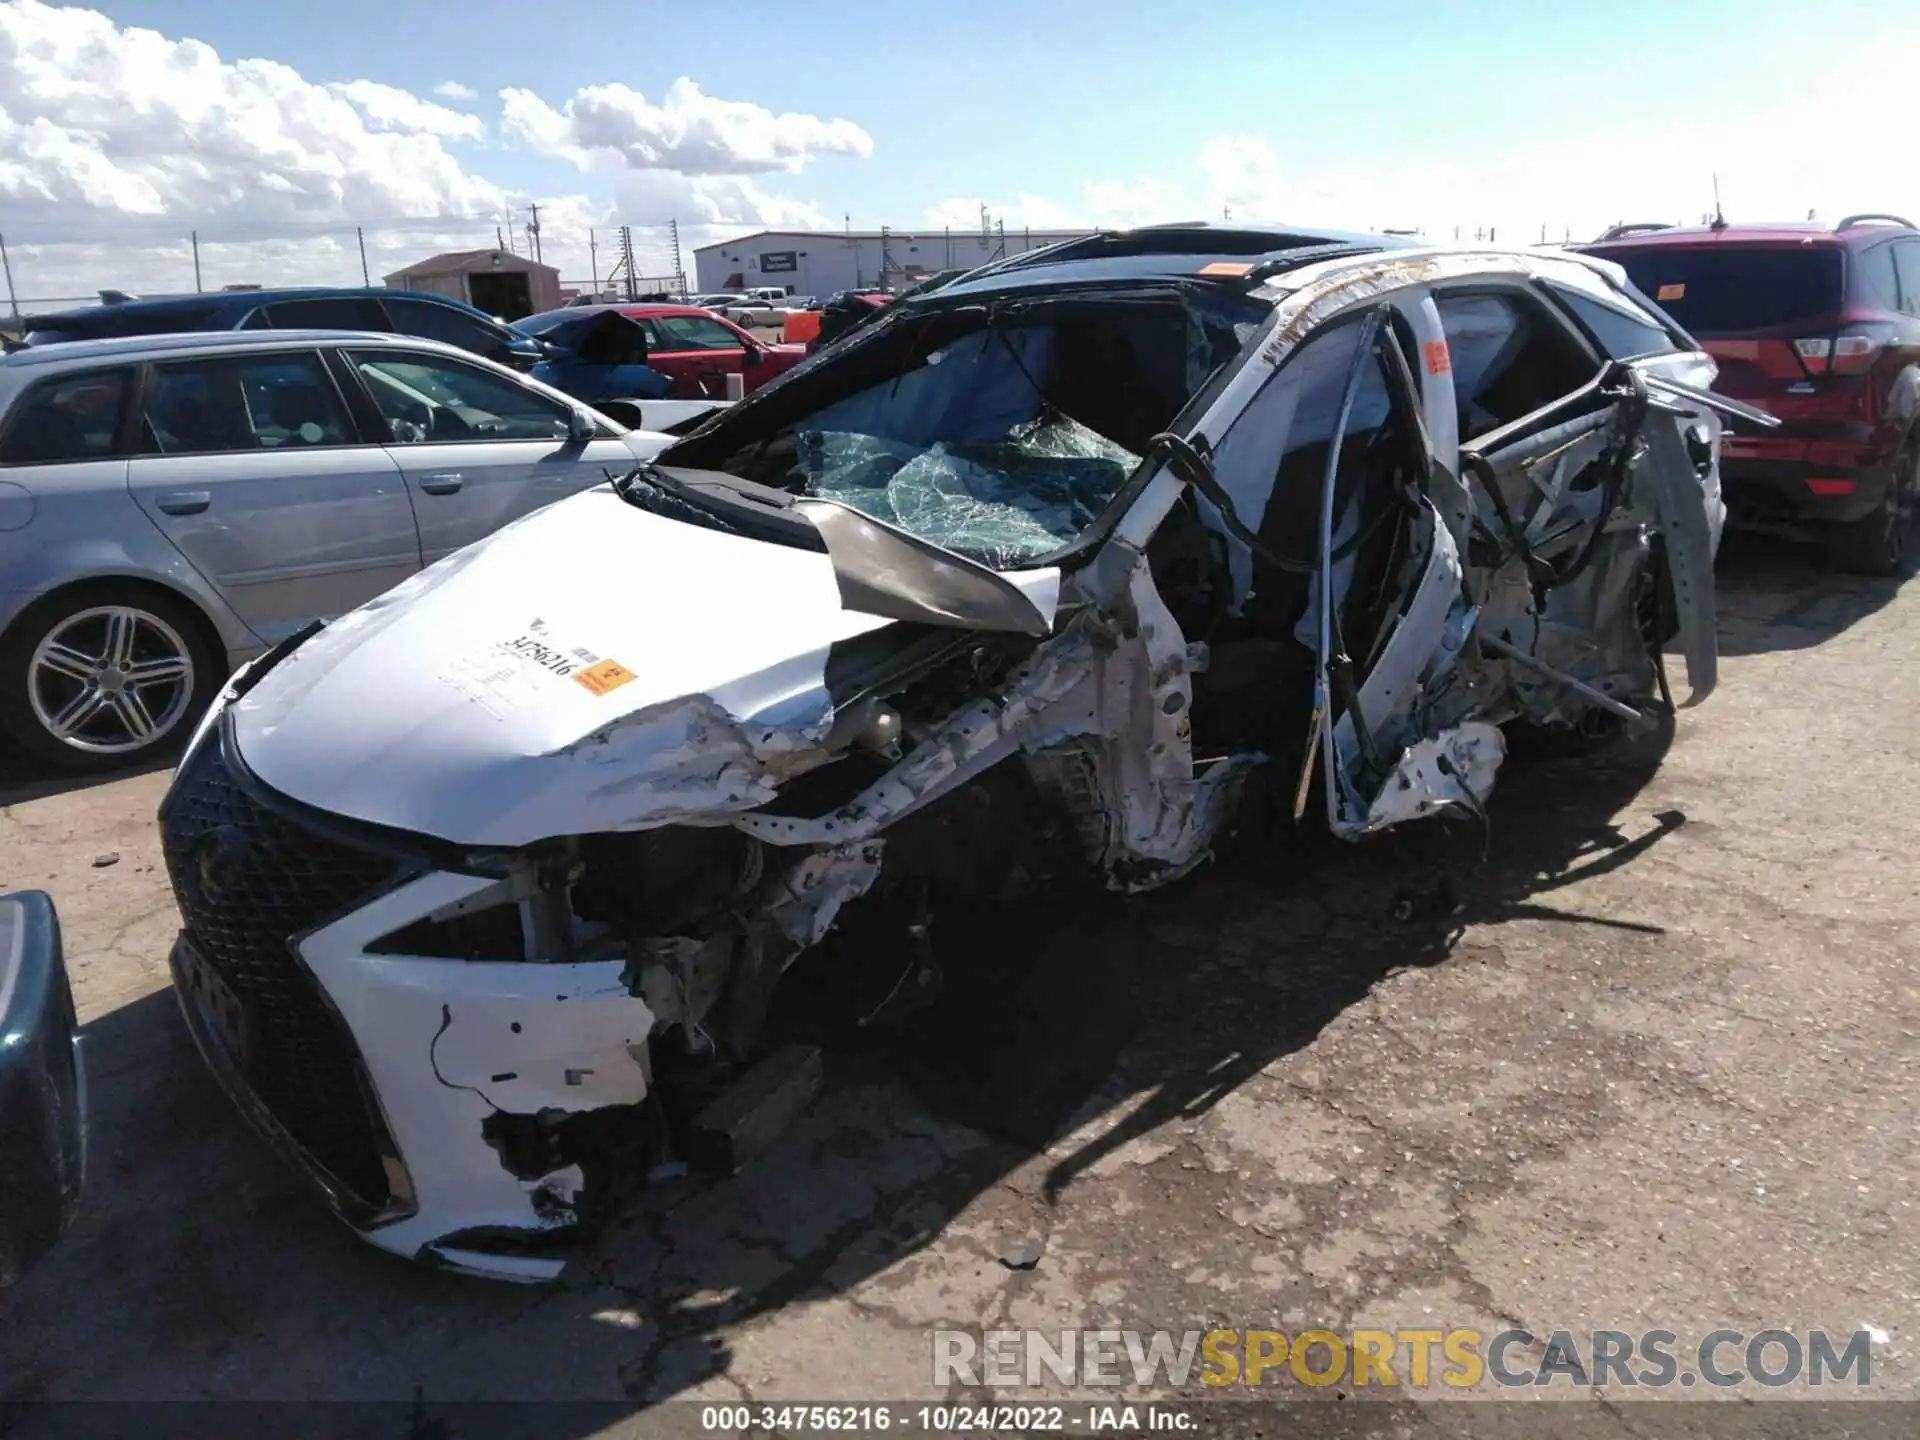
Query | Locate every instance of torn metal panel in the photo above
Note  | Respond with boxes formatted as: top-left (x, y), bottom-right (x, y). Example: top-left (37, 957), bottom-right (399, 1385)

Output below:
top-left (764, 841), bottom-right (884, 945)
top-left (795, 496), bottom-right (1059, 636)
top-left (1329, 497), bottom-right (1471, 786)
top-left (298, 870), bottom-right (659, 1272)
top-left (733, 629), bottom-right (1105, 848)
top-left (1342, 722), bottom-right (1505, 837)
top-left (1635, 409), bottom-right (1721, 704)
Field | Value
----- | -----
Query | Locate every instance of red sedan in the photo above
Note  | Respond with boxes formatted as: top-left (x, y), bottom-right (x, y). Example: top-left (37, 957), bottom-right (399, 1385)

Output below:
top-left (614, 304), bottom-right (807, 399)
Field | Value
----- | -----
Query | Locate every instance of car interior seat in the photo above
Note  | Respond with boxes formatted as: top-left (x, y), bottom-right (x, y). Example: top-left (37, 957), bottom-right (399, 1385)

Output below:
top-left (266, 382), bottom-right (337, 444)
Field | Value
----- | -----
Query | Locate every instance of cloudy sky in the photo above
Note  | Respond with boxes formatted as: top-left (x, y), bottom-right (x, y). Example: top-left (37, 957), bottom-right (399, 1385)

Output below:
top-left (0, 0), bottom-right (1912, 303)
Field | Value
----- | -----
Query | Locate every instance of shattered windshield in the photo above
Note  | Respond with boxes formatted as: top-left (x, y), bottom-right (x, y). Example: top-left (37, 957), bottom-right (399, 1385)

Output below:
top-left (663, 287), bottom-right (1264, 569)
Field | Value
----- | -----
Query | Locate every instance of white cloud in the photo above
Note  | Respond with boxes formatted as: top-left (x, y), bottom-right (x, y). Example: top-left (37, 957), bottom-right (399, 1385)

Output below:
top-left (500, 77), bottom-right (873, 176)
top-left (1195, 134), bottom-right (1283, 217)
top-left (924, 194), bottom-right (1090, 231)
top-left (959, 41), bottom-right (1920, 249)
top-left (614, 170), bottom-right (830, 230)
top-left (0, 0), bottom-right (505, 245)
top-left (925, 177), bottom-right (1181, 234)
top-left (0, 3), bottom-right (863, 302)
top-left (329, 79), bottom-right (483, 141)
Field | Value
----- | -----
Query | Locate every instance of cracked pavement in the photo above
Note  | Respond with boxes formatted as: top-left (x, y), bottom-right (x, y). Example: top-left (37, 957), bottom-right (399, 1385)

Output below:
top-left (0, 534), bottom-right (1914, 1428)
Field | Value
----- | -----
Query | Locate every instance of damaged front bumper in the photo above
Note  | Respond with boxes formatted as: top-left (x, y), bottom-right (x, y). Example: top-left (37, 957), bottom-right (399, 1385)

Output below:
top-left (161, 715), bottom-right (668, 1281)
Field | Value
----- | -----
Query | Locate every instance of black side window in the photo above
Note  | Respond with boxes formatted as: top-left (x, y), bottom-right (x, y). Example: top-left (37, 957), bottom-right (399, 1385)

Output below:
top-left (261, 297), bottom-right (391, 332)
top-left (0, 369), bottom-right (130, 464)
top-left (139, 352), bottom-right (355, 455)
top-left (1550, 286), bottom-right (1678, 360)
top-left (380, 298), bottom-right (507, 357)
top-left (1893, 241), bottom-right (1920, 317)
top-left (1435, 292), bottom-right (1598, 439)
top-left (1853, 244), bottom-right (1903, 312)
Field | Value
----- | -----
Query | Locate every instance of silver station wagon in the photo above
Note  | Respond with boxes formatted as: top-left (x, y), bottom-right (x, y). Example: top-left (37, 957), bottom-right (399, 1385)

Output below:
top-left (0, 330), bottom-right (671, 770)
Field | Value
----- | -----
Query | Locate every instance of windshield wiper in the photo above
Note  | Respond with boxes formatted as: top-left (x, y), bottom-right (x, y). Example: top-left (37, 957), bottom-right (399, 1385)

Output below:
top-left (611, 459), bottom-right (716, 507)
top-left (611, 461), bottom-right (752, 537)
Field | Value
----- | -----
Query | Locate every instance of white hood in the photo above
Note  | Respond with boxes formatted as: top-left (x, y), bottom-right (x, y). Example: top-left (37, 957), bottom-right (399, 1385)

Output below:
top-left (231, 486), bottom-right (902, 847)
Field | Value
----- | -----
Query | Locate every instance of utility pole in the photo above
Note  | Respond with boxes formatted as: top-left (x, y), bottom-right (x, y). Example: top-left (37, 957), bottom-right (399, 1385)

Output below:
top-left (669, 217), bottom-right (685, 294)
top-left (527, 201), bottom-right (543, 264)
top-left (357, 226), bottom-right (369, 285)
top-left (191, 230), bottom-right (202, 292)
top-left (589, 228), bottom-right (598, 293)
top-left (616, 225), bottom-right (637, 301)
top-left (0, 234), bottom-right (20, 328)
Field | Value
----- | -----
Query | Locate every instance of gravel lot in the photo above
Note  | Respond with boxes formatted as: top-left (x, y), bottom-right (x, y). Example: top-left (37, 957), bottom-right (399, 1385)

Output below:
top-left (1, 533), bottom-right (1914, 1430)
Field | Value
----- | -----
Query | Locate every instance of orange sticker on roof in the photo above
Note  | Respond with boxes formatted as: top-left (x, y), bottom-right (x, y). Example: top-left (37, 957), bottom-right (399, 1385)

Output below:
top-left (1423, 339), bottom-right (1451, 375)
top-left (1657, 282), bottom-right (1686, 302)
top-left (1198, 261), bottom-right (1254, 277)
top-left (574, 659), bottom-right (636, 697)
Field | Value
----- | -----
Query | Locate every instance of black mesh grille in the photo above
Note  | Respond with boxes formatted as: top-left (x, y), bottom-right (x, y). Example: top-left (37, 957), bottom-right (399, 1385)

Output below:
top-left (162, 725), bottom-right (407, 1211)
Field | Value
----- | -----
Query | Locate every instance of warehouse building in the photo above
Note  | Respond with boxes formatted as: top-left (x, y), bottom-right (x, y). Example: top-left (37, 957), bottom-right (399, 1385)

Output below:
top-left (383, 248), bottom-right (561, 321)
top-left (692, 227), bottom-right (1095, 299)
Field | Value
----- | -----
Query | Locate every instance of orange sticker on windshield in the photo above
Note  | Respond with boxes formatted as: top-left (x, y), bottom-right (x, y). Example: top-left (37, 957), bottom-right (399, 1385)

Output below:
top-left (1423, 339), bottom-right (1451, 375)
top-left (1198, 261), bottom-right (1254, 277)
top-left (1657, 282), bottom-right (1686, 302)
top-left (574, 659), bottom-right (636, 697)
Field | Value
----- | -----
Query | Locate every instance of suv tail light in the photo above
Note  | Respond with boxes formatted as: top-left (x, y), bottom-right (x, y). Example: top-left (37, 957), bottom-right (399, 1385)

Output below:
top-left (1793, 322), bottom-right (1901, 376)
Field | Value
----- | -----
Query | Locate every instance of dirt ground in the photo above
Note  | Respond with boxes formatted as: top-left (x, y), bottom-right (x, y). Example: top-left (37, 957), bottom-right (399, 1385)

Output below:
top-left (0, 532), bottom-right (1914, 1431)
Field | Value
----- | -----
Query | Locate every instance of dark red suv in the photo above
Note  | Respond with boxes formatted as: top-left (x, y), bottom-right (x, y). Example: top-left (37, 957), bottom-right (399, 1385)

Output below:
top-left (1582, 216), bottom-right (1920, 573)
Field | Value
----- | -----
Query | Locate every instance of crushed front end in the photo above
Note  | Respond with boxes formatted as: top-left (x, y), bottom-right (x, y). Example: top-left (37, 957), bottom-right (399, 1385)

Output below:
top-left (157, 236), bottom-right (1771, 1281)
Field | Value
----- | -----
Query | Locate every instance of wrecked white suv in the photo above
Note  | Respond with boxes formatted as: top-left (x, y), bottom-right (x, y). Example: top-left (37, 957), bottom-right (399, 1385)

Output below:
top-left (159, 225), bottom-right (1774, 1280)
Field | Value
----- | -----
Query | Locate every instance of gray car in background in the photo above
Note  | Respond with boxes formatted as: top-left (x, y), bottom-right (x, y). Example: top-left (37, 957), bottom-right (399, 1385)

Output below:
top-left (0, 330), bottom-right (672, 771)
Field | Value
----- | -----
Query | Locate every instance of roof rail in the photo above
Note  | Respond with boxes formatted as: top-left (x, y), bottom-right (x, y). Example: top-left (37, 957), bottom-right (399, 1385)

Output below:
top-left (1592, 222), bottom-right (1674, 243)
top-left (1836, 213), bottom-right (1915, 232)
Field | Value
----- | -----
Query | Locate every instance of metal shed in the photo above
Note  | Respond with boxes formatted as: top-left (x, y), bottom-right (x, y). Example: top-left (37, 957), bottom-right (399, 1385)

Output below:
top-left (381, 249), bottom-right (560, 322)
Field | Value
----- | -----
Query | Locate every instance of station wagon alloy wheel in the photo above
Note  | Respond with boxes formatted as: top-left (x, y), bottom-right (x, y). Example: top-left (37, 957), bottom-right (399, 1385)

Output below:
top-left (27, 606), bottom-right (196, 757)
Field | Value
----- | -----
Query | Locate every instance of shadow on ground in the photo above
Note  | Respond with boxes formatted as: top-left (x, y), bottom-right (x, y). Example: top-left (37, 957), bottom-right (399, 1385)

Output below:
top-left (0, 720), bottom-right (1681, 1419)
top-left (0, 752), bottom-right (173, 808)
top-left (1714, 528), bottom-right (1914, 656)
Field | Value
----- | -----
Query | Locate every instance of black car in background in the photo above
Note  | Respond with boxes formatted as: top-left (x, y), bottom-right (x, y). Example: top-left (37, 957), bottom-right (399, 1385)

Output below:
top-left (12, 288), bottom-right (547, 373)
